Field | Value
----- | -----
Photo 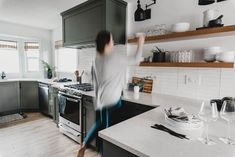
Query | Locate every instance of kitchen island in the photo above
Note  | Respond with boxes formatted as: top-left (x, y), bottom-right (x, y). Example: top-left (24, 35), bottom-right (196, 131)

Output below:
top-left (99, 91), bottom-right (235, 157)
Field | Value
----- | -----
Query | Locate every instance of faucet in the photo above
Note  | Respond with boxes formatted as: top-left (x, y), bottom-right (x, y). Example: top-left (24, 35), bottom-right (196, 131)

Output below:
top-left (1, 71), bottom-right (6, 79)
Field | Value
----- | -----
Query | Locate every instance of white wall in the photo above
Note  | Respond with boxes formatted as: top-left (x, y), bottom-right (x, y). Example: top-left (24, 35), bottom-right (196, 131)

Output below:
top-left (127, 0), bottom-right (235, 36)
top-left (0, 20), bottom-right (52, 78)
top-left (126, 0), bottom-right (235, 100)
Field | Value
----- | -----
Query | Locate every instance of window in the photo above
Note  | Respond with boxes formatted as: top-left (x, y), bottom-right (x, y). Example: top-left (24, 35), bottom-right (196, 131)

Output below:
top-left (55, 40), bottom-right (77, 73)
top-left (0, 40), bottom-right (20, 73)
top-left (24, 42), bottom-right (40, 72)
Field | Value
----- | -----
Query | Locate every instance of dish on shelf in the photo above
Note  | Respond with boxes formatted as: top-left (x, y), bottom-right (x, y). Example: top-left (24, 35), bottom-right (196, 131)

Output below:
top-left (216, 51), bottom-right (235, 62)
top-left (203, 46), bottom-right (222, 62)
top-left (144, 24), bottom-right (169, 36)
top-left (171, 22), bottom-right (190, 33)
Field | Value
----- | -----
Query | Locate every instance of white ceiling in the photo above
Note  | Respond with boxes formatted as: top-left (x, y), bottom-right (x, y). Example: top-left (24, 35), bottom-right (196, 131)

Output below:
top-left (0, 0), bottom-right (89, 30)
top-left (0, 0), bottom-right (134, 30)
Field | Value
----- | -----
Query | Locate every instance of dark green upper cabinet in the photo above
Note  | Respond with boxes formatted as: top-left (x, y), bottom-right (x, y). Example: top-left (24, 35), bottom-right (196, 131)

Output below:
top-left (61, 0), bottom-right (127, 49)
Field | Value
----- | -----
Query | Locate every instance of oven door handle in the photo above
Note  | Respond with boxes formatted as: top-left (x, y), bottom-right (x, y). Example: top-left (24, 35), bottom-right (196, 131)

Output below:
top-left (66, 97), bottom-right (79, 103)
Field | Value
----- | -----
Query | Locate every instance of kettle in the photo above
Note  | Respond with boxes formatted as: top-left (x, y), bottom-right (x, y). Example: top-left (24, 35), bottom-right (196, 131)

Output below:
top-left (208, 15), bottom-right (224, 27)
top-left (211, 97), bottom-right (232, 111)
top-left (203, 9), bottom-right (219, 27)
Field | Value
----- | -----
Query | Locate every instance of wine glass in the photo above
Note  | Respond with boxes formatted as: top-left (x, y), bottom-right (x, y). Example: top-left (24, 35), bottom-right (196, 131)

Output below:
top-left (219, 99), bottom-right (235, 145)
top-left (198, 101), bottom-right (219, 145)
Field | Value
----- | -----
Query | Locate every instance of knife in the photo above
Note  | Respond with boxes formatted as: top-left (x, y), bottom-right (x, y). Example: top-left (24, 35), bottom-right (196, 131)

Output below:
top-left (151, 124), bottom-right (189, 140)
top-left (155, 124), bottom-right (189, 139)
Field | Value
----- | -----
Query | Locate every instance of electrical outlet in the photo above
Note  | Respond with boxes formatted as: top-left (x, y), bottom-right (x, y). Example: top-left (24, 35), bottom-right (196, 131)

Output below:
top-left (184, 74), bottom-right (200, 85)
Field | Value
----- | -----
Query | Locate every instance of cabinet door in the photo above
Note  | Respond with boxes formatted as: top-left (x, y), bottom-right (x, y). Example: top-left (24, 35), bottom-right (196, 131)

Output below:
top-left (39, 84), bottom-right (49, 115)
top-left (0, 82), bottom-right (20, 115)
top-left (110, 100), bottom-right (155, 126)
top-left (106, 0), bottom-right (127, 44)
top-left (63, 0), bottom-right (104, 47)
top-left (20, 81), bottom-right (39, 111)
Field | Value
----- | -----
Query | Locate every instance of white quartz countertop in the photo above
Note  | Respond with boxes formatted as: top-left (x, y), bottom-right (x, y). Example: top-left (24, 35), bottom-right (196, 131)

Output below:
top-left (82, 90), bottom-right (161, 107)
top-left (99, 93), bottom-right (235, 157)
top-left (0, 78), bottom-right (55, 84)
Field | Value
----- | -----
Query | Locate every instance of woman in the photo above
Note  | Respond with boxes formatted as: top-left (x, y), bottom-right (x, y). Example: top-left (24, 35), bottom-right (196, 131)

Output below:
top-left (77, 31), bottom-right (145, 157)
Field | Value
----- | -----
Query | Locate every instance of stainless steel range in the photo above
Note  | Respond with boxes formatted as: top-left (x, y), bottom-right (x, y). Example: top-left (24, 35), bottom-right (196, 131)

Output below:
top-left (58, 83), bottom-right (93, 143)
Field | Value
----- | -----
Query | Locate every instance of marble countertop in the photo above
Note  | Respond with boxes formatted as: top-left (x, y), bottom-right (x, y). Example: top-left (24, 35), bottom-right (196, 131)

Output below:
top-left (99, 93), bottom-right (235, 157)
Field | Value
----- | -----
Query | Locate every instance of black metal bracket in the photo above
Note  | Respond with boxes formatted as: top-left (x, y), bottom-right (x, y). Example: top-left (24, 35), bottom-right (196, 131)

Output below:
top-left (145, 0), bottom-right (156, 9)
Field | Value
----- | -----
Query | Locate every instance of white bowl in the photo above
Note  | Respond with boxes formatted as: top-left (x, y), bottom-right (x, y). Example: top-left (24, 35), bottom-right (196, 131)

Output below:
top-left (204, 46), bottom-right (222, 54)
top-left (203, 47), bottom-right (222, 62)
top-left (171, 22), bottom-right (190, 33)
top-left (216, 51), bottom-right (235, 62)
top-left (204, 54), bottom-right (216, 62)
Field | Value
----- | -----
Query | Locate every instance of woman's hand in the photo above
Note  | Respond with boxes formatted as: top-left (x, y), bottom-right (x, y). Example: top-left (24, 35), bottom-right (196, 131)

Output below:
top-left (137, 34), bottom-right (145, 48)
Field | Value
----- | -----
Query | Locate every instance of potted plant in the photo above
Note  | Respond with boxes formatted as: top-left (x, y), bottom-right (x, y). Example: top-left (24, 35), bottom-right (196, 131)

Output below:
top-left (41, 60), bottom-right (56, 79)
top-left (133, 79), bottom-right (145, 94)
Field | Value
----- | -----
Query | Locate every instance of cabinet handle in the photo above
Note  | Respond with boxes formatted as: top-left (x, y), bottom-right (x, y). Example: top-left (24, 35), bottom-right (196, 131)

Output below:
top-left (66, 97), bottom-right (79, 103)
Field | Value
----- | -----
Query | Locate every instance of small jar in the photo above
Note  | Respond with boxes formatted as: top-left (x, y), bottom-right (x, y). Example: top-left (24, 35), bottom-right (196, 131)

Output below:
top-left (134, 86), bottom-right (140, 94)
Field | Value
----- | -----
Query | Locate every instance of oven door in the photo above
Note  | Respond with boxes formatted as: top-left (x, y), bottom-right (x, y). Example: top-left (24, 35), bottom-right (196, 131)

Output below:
top-left (58, 93), bottom-right (81, 132)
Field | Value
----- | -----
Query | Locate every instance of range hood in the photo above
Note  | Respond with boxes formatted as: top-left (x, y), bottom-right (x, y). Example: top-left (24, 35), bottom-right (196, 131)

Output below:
top-left (61, 0), bottom-right (127, 49)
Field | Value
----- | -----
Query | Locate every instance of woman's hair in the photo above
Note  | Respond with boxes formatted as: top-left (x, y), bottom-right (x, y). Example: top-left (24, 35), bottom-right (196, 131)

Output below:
top-left (95, 30), bottom-right (111, 54)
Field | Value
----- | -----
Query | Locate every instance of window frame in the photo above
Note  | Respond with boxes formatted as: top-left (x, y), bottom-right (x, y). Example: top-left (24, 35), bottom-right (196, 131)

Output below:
top-left (23, 41), bottom-right (41, 73)
top-left (0, 35), bottom-right (43, 77)
top-left (0, 36), bottom-right (21, 75)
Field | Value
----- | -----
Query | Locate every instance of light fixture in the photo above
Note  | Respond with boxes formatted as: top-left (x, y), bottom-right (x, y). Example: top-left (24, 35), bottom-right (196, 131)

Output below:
top-left (134, 0), bottom-right (156, 22)
top-left (134, 0), bottom-right (145, 21)
top-left (198, 0), bottom-right (227, 5)
top-left (145, 0), bottom-right (156, 20)
top-left (198, 0), bottom-right (215, 5)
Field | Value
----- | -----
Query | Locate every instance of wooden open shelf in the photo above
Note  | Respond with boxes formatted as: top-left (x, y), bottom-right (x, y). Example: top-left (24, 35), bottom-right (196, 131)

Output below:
top-left (139, 62), bottom-right (234, 68)
top-left (128, 25), bottom-right (235, 44)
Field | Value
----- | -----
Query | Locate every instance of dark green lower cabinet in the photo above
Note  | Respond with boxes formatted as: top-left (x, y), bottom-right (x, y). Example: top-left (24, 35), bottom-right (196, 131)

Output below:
top-left (0, 82), bottom-right (20, 116)
top-left (20, 81), bottom-right (39, 112)
top-left (103, 140), bottom-right (137, 157)
top-left (82, 96), bottom-right (155, 151)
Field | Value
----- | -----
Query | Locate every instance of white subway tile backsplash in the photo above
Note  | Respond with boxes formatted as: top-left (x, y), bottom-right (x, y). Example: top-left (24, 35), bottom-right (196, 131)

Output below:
top-left (64, 45), bottom-right (235, 100)
top-left (177, 68), bottom-right (198, 99)
top-left (152, 68), bottom-right (178, 95)
top-left (128, 66), bottom-right (235, 100)
top-left (196, 69), bottom-right (221, 100)
top-left (220, 69), bottom-right (235, 98)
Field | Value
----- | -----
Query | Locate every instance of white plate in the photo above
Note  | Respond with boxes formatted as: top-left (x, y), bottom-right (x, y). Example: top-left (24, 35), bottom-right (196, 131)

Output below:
top-left (165, 114), bottom-right (203, 130)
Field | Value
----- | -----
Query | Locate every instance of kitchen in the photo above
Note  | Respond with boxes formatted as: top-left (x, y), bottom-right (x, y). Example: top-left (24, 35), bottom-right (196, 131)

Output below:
top-left (0, 0), bottom-right (235, 157)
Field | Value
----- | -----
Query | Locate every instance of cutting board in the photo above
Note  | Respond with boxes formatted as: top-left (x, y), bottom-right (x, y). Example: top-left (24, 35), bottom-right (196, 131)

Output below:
top-left (132, 77), bottom-right (153, 93)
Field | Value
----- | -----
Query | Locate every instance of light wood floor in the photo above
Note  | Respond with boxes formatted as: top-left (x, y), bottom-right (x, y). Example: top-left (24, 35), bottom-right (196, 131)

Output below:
top-left (0, 113), bottom-right (99, 157)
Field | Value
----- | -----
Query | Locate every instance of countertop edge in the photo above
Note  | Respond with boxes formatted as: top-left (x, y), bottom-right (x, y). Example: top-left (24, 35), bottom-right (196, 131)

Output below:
top-left (99, 131), bottom-right (148, 157)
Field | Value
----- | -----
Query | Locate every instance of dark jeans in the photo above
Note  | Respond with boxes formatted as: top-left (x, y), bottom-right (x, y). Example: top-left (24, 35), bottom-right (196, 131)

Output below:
top-left (83, 99), bottom-right (123, 153)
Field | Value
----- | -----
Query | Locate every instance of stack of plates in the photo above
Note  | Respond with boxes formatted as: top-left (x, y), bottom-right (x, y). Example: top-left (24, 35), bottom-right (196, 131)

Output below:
top-left (164, 107), bottom-right (203, 130)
